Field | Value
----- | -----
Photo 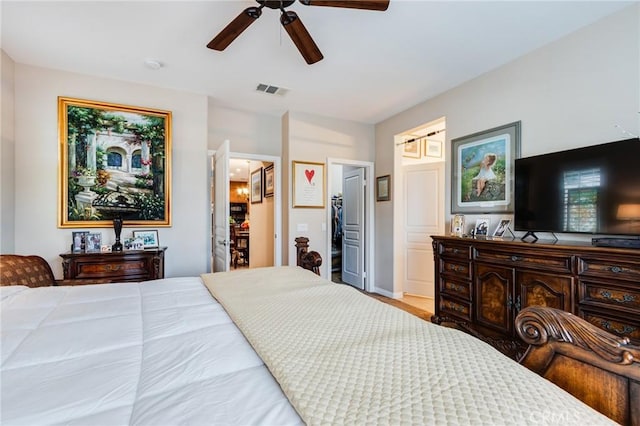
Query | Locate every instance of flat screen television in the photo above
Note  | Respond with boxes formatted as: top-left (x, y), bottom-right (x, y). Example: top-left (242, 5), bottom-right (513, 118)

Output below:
top-left (514, 137), bottom-right (640, 237)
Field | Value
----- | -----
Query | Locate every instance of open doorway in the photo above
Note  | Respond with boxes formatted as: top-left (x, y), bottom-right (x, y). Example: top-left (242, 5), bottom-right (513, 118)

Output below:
top-left (326, 158), bottom-right (375, 292)
top-left (392, 117), bottom-right (446, 313)
top-left (209, 146), bottom-right (282, 272)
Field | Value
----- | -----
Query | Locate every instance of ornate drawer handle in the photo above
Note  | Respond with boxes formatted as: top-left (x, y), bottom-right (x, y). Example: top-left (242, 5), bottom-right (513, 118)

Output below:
top-left (608, 266), bottom-right (624, 273)
top-left (452, 248), bottom-right (460, 254)
top-left (446, 302), bottom-right (465, 312)
top-left (446, 283), bottom-right (465, 293)
top-left (506, 295), bottom-right (521, 312)
top-left (600, 321), bottom-right (637, 336)
top-left (510, 255), bottom-right (523, 262)
top-left (104, 264), bottom-right (122, 272)
top-left (599, 290), bottom-right (636, 303)
top-left (448, 265), bottom-right (465, 273)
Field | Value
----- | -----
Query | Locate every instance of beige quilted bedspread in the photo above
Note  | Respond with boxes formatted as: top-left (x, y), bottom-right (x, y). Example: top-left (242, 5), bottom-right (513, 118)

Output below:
top-left (202, 266), bottom-right (613, 425)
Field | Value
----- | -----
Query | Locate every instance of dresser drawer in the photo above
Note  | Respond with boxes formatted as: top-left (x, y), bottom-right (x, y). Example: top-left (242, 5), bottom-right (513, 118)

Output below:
top-left (73, 258), bottom-right (152, 280)
top-left (578, 279), bottom-right (640, 311)
top-left (474, 247), bottom-right (573, 274)
top-left (437, 242), bottom-right (471, 260)
top-left (577, 256), bottom-right (640, 283)
top-left (440, 278), bottom-right (472, 301)
top-left (439, 296), bottom-right (472, 322)
top-left (579, 308), bottom-right (640, 344)
top-left (440, 259), bottom-right (472, 280)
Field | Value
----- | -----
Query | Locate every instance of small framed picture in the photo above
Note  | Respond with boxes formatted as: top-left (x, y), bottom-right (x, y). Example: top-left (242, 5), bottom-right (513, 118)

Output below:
top-left (130, 238), bottom-right (144, 251)
top-left (132, 230), bottom-right (159, 249)
top-left (72, 231), bottom-right (89, 252)
top-left (376, 175), bottom-right (391, 202)
top-left (424, 139), bottom-right (443, 158)
top-left (85, 233), bottom-right (102, 253)
top-left (251, 167), bottom-right (263, 204)
top-left (451, 214), bottom-right (465, 237)
top-left (492, 219), bottom-right (511, 238)
top-left (475, 217), bottom-right (490, 237)
top-left (402, 138), bottom-right (421, 158)
top-left (292, 161), bottom-right (325, 208)
top-left (263, 164), bottom-right (274, 198)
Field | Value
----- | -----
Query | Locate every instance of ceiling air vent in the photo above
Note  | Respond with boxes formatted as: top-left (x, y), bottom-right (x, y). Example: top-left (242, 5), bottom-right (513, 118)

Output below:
top-left (256, 83), bottom-right (288, 96)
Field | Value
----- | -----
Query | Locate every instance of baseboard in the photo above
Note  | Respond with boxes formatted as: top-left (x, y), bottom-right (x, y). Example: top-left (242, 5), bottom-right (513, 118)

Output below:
top-left (372, 287), bottom-right (402, 299)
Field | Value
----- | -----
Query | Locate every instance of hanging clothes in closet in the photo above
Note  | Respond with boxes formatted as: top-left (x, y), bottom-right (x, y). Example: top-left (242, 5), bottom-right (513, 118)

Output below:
top-left (331, 196), bottom-right (343, 247)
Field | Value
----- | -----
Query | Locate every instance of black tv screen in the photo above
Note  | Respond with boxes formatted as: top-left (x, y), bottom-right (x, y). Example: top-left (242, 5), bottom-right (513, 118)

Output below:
top-left (514, 138), bottom-right (640, 236)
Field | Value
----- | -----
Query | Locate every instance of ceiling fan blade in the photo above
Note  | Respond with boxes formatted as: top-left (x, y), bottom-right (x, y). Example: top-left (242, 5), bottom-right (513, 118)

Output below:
top-left (299, 0), bottom-right (389, 11)
top-left (280, 11), bottom-right (323, 65)
top-left (207, 7), bottom-right (262, 51)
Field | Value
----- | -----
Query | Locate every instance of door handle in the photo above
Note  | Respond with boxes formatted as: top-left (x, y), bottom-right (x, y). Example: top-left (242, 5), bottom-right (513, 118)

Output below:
top-left (217, 240), bottom-right (228, 246)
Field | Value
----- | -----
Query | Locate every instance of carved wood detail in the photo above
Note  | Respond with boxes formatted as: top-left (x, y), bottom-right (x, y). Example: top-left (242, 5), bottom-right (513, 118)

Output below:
top-left (516, 306), bottom-right (640, 366)
top-left (294, 236), bottom-right (322, 275)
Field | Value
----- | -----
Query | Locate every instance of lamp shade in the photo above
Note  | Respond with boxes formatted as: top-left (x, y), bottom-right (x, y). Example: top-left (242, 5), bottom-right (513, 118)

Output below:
top-left (616, 204), bottom-right (640, 220)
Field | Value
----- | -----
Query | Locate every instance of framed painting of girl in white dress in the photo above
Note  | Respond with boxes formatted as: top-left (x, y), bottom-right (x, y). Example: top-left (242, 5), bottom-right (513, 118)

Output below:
top-left (451, 121), bottom-right (521, 214)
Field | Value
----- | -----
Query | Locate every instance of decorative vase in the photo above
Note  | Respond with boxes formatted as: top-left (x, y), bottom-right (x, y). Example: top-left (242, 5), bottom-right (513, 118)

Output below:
top-left (76, 175), bottom-right (96, 193)
top-left (112, 217), bottom-right (123, 252)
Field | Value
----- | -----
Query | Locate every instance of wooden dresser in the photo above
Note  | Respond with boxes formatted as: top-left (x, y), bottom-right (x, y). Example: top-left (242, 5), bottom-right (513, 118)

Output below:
top-left (431, 236), bottom-right (640, 359)
top-left (60, 248), bottom-right (166, 283)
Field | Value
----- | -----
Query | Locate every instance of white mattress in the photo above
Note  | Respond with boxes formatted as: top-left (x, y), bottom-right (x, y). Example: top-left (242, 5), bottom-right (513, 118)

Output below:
top-left (1, 278), bottom-right (302, 425)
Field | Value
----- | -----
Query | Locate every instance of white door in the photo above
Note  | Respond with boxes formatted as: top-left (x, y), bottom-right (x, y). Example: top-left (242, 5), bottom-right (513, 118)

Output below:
top-left (403, 162), bottom-right (445, 297)
top-left (213, 140), bottom-right (230, 272)
top-left (342, 167), bottom-right (365, 289)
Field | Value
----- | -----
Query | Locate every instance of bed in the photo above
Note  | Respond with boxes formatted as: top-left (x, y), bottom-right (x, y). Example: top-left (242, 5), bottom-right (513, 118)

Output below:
top-left (1, 267), bottom-right (638, 425)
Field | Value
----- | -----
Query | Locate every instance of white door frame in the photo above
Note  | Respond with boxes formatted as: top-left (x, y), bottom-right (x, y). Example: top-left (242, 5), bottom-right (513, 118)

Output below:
top-left (208, 150), bottom-right (282, 269)
top-left (326, 158), bottom-right (375, 292)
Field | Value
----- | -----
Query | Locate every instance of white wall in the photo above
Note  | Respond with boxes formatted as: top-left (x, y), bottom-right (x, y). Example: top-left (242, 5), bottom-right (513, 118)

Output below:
top-left (12, 64), bottom-right (209, 278)
top-left (1, 50), bottom-right (15, 253)
top-left (374, 4), bottom-right (640, 294)
top-left (247, 160), bottom-right (275, 268)
top-left (208, 100), bottom-right (281, 155)
top-left (286, 111), bottom-right (374, 276)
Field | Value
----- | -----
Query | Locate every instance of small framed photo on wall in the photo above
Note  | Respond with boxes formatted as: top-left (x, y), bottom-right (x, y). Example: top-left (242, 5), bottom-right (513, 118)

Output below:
top-left (251, 168), bottom-right (263, 204)
top-left (376, 175), bottom-right (391, 201)
top-left (263, 164), bottom-right (274, 198)
top-left (292, 161), bottom-right (325, 208)
top-left (424, 139), bottom-right (443, 158)
top-left (402, 139), bottom-right (421, 158)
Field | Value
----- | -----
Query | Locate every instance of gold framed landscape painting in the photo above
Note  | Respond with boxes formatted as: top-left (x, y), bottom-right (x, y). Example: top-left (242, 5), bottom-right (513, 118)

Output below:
top-left (58, 97), bottom-right (172, 228)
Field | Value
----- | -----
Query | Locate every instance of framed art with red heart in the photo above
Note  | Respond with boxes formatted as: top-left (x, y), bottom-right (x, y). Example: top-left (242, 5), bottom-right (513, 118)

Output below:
top-left (292, 161), bottom-right (325, 208)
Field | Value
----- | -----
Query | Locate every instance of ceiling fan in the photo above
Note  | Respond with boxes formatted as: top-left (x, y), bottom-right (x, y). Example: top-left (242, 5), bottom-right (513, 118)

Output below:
top-left (207, 0), bottom-right (390, 65)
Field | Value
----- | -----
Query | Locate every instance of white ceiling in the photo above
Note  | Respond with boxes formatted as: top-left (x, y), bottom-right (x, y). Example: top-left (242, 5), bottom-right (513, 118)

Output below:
top-left (1, 1), bottom-right (633, 124)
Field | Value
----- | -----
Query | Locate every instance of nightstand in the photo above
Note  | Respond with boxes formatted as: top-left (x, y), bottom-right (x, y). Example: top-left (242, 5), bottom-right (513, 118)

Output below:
top-left (60, 247), bottom-right (166, 283)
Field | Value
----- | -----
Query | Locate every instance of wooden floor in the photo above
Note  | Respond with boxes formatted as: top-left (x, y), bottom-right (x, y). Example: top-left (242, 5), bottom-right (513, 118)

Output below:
top-left (365, 292), bottom-right (433, 322)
